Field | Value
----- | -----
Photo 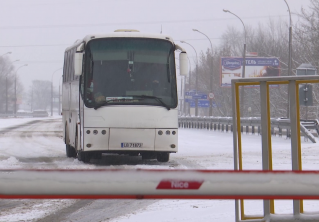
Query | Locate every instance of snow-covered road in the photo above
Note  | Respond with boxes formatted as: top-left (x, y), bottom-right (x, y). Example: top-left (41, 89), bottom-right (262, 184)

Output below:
top-left (0, 117), bottom-right (318, 222)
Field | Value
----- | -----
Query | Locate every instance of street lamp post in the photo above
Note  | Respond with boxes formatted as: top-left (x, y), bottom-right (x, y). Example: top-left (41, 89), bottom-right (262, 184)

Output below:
top-left (223, 9), bottom-right (247, 116)
top-left (51, 68), bottom-right (62, 116)
top-left (180, 40), bottom-right (199, 116)
top-left (192, 29), bottom-right (214, 116)
top-left (186, 56), bottom-right (192, 116)
top-left (223, 9), bottom-right (247, 77)
top-left (14, 64), bottom-right (28, 117)
top-left (284, 0), bottom-right (292, 77)
top-left (284, 0), bottom-right (292, 118)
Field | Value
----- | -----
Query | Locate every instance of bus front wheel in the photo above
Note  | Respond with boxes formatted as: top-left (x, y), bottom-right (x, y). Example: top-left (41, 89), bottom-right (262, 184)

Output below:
top-left (66, 145), bottom-right (76, 158)
top-left (157, 152), bottom-right (170, 162)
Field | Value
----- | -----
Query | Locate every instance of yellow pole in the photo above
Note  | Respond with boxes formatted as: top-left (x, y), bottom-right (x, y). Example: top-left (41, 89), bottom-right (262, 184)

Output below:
top-left (266, 82), bottom-right (275, 214)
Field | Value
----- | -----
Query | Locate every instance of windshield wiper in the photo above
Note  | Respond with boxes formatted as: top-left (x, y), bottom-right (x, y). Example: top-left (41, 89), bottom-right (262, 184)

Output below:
top-left (130, 95), bottom-right (170, 110)
top-left (93, 98), bottom-right (133, 110)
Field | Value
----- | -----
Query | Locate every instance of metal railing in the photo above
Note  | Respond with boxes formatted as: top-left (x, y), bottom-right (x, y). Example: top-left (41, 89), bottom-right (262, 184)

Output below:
top-left (178, 116), bottom-right (318, 143)
top-left (0, 113), bottom-right (33, 118)
top-left (0, 112), bottom-right (49, 118)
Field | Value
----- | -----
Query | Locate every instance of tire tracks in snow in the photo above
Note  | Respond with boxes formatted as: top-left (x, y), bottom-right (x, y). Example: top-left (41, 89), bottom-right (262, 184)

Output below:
top-left (37, 199), bottom-right (158, 222)
top-left (0, 118), bottom-right (63, 167)
top-left (34, 157), bottom-right (204, 222)
top-left (0, 118), bottom-right (204, 222)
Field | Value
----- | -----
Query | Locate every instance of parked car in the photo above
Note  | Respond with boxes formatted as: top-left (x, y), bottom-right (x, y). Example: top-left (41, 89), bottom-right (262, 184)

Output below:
top-left (32, 110), bottom-right (49, 117)
top-left (17, 110), bottom-right (33, 117)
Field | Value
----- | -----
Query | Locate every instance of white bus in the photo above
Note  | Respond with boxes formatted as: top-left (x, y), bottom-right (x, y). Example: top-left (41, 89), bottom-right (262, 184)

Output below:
top-left (62, 30), bottom-right (188, 163)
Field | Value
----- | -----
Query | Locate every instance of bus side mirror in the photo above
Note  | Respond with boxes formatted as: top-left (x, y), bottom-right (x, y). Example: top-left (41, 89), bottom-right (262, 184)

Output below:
top-left (179, 52), bottom-right (188, 76)
top-left (74, 52), bottom-right (83, 76)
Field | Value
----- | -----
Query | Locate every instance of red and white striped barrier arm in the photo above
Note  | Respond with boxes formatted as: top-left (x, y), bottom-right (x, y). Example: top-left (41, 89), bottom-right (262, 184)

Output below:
top-left (1, 169), bottom-right (319, 199)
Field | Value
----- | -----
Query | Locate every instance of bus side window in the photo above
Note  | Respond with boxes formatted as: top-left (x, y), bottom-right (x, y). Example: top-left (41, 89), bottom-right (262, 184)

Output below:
top-left (67, 51), bottom-right (71, 82)
top-left (63, 52), bottom-right (67, 82)
top-left (71, 48), bottom-right (76, 81)
top-left (70, 49), bottom-right (73, 81)
top-left (65, 51), bottom-right (69, 82)
top-left (80, 75), bottom-right (84, 97)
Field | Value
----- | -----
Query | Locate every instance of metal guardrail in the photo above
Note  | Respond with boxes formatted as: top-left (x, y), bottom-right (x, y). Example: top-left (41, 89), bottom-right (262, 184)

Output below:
top-left (0, 113), bottom-right (33, 118)
top-left (178, 116), bottom-right (319, 143)
top-left (0, 113), bottom-right (49, 118)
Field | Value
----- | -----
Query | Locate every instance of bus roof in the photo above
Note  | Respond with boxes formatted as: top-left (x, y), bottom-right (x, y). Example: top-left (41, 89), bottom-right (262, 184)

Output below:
top-left (65, 31), bottom-right (175, 52)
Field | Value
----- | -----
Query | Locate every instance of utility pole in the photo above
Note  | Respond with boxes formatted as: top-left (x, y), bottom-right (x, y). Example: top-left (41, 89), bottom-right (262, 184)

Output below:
top-left (223, 9), bottom-right (247, 116)
top-left (284, 0), bottom-right (292, 118)
top-left (186, 56), bottom-right (192, 116)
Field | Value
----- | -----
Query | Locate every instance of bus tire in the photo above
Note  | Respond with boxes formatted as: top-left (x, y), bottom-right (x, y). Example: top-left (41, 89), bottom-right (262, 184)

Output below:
top-left (65, 126), bottom-right (76, 158)
top-left (66, 145), bottom-right (76, 158)
top-left (156, 152), bottom-right (170, 162)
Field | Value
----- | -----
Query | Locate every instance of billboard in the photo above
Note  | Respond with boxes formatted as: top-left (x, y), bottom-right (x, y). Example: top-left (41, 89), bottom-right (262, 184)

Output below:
top-left (220, 57), bottom-right (280, 87)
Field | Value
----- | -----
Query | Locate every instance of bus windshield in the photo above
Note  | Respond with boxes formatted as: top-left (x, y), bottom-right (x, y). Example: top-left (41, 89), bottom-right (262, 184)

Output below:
top-left (81, 38), bottom-right (177, 109)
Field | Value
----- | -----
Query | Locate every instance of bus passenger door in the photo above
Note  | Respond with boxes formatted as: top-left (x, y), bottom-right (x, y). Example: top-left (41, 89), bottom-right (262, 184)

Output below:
top-left (68, 82), bottom-right (73, 146)
top-left (70, 81), bottom-right (78, 148)
top-left (62, 81), bottom-right (71, 145)
top-left (79, 85), bottom-right (84, 151)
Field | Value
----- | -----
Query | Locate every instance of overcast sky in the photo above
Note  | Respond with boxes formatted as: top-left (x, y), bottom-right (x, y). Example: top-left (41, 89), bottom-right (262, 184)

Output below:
top-left (0, 0), bottom-right (311, 91)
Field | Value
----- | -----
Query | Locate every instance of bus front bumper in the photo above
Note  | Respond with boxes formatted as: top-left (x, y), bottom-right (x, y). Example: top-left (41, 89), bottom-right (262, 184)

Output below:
top-left (83, 128), bottom-right (178, 153)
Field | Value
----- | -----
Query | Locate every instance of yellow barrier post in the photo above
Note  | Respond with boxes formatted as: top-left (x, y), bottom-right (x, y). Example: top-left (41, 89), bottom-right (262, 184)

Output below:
top-left (232, 76), bottom-right (319, 221)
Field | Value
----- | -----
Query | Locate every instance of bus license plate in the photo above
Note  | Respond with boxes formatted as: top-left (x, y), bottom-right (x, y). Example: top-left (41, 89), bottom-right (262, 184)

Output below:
top-left (121, 143), bottom-right (143, 148)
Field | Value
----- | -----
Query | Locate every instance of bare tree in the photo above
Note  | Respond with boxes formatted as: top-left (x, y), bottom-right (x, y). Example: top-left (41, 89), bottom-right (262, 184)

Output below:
top-left (293, 0), bottom-right (319, 119)
top-left (0, 57), bottom-right (17, 113)
top-left (193, 18), bottom-right (298, 118)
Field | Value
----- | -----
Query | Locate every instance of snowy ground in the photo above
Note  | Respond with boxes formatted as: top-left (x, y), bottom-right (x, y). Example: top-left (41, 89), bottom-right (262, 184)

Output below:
top-left (0, 117), bottom-right (319, 221)
top-left (110, 127), bottom-right (319, 222)
top-left (0, 116), bottom-right (55, 128)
